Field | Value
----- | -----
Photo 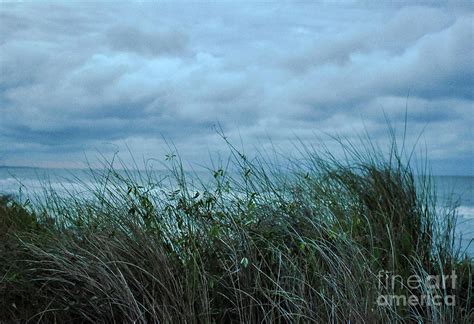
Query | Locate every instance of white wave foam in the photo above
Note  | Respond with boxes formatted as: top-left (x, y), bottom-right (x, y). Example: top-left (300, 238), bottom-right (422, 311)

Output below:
top-left (458, 206), bottom-right (474, 219)
top-left (0, 177), bottom-right (95, 198)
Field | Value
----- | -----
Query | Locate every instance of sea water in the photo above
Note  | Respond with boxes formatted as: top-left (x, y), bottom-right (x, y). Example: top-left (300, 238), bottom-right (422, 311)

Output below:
top-left (1, 167), bottom-right (473, 256)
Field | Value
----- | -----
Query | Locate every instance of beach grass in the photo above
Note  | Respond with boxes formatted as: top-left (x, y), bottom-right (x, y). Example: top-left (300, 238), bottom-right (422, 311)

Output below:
top-left (1, 134), bottom-right (472, 323)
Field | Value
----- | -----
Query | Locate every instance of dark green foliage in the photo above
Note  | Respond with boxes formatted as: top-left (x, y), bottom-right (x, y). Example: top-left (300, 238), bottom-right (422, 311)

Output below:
top-left (0, 136), bottom-right (472, 323)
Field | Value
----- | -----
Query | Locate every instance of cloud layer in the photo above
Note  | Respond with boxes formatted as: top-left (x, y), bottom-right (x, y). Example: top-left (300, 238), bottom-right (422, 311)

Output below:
top-left (0, 2), bottom-right (473, 174)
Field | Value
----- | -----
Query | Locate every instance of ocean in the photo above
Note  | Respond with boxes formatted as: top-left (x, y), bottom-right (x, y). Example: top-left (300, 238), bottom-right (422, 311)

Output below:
top-left (1, 167), bottom-right (472, 256)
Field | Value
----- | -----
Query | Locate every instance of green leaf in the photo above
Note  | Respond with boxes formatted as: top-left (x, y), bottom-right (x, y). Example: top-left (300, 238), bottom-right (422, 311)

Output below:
top-left (213, 169), bottom-right (224, 178)
top-left (240, 257), bottom-right (249, 268)
top-left (209, 225), bottom-right (220, 238)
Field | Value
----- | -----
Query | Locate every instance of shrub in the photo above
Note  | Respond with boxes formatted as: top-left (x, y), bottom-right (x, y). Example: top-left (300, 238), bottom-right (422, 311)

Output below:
top-left (0, 136), bottom-right (472, 323)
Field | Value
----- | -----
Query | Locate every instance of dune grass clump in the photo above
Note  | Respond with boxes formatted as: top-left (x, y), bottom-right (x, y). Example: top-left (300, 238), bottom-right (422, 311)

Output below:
top-left (0, 136), bottom-right (472, 323)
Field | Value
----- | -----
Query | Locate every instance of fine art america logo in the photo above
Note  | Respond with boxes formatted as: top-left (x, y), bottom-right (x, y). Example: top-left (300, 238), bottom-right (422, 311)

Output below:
top-left (377, 270), bottom-right (457, 307)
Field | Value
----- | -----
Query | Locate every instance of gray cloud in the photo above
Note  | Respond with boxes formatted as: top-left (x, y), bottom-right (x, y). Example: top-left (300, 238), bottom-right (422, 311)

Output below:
top-left (0, 2), bottom-right (472, 174)
top-left (107, 25), bottom-right (189, 57)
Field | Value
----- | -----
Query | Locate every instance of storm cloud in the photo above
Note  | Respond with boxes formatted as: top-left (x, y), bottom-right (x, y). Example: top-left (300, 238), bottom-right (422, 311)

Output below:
top-left (0, 1), bottom-right (472, 174)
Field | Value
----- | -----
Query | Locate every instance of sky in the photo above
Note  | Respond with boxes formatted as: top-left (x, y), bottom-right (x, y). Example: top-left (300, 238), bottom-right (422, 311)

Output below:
top-left (0, 1), bottom-right (473, 175)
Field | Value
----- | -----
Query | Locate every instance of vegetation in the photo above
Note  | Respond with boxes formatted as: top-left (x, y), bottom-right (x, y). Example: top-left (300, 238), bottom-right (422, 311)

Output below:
top-left (0, 135), bottom-right (472, 323)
